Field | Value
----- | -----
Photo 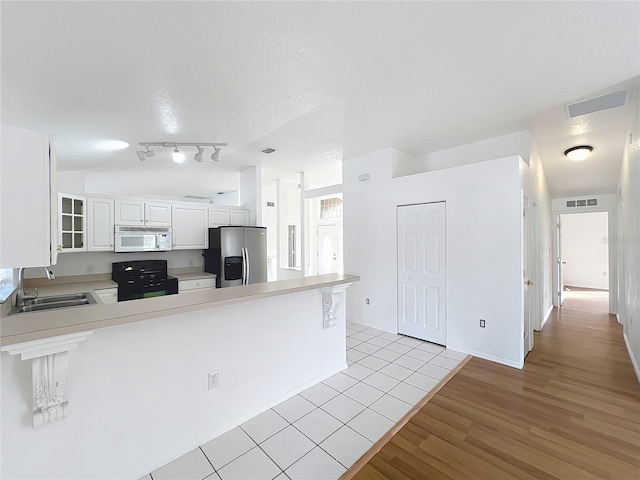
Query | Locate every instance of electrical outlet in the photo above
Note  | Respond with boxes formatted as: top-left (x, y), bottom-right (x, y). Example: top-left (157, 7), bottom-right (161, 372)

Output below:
top-left (208, 371), bottom-right (219, 389)
top-left (86, 265), bottom-right (94, 273)
top-left (365, 298), bottom-right (370, 305)
top-left (480, 319), bottom-right (486, 328)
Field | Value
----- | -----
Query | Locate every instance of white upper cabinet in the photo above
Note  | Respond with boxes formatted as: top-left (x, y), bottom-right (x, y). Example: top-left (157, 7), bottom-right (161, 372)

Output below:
top-left (0, 124), bottom-right (55, 268)
top-left (115, 200), bottom-right (171, 226)
top-left (87, 198), bottom-right (114, 251)
top-left (230, 209), bottom-right (250, 226)
top-left (171, 204), bottom-right (209, 249)
top-left (209, 207), bottom-right (231, 227)
top-left (58, 194), bottom-right (86, 252)
top-left (145, 202), bottom-right (172, 226)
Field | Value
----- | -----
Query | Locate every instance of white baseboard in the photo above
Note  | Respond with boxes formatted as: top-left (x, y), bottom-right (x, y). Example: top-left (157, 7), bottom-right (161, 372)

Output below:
top-left (616, 313), bottom-right (622, 325)
top-left (623, 332), bottom-right (640, 384)
top-left (470, 350), bottom-right (524, 370)
top-left (541, 305), bottom-right (554, 330)
top-left (135, 364), bottom-right (346, 478)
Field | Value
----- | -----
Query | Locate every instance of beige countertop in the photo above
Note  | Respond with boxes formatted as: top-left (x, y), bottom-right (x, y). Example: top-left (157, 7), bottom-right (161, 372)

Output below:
top-left (0, 273), bottom-right (359, 346)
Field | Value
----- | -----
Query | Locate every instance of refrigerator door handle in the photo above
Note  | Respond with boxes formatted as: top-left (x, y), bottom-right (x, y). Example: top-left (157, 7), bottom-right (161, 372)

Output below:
top-left (245, 247), bottom-right (250, 285)
top-left (241, 247), bottom-right (247, 285)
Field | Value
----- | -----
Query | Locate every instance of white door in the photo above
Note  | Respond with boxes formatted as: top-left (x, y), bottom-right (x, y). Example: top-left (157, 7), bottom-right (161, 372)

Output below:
top-left (523, 200), bottom-right (531, 357)
top-left (556, 215), bottom-right (565, 306)
top-left (397, 202), bottom-right (447, 345)
top-left (317, 224), bottom-right (340, 274)
top-left (87, 198), bottom-right (114, 251)
top-left (145, 202), bottom-right (172, 226)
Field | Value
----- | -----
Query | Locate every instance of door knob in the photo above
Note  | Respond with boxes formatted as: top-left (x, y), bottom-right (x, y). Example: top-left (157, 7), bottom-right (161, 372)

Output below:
top-left (525, 280), bottom-right (533, 286)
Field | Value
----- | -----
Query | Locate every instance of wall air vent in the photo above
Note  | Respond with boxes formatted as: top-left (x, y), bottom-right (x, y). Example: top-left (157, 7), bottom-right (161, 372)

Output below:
top-left (566, 90), bottom-right (628, 118)
top-left (266, 201), bottom-right (275, 207)
top-left (566, 198), bottom-right (598, 208)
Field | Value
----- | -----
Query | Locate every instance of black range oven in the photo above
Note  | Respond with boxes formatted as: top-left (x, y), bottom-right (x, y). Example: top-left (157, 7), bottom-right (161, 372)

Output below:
top-left (112, 260), bottom-right (178, 302)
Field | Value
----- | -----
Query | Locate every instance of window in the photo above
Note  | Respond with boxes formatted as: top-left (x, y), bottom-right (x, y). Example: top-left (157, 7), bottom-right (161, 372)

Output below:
top-left (320, 197), bottom-right (343, 219)
top-left (288, 225), bottom-right (296, 268)
top-left (0, 268), bottom-right (16, 303)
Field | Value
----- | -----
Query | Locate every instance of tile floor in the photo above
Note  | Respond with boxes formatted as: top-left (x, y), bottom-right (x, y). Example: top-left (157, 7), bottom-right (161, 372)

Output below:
top-left (144, 323), bottom-right (467, 480)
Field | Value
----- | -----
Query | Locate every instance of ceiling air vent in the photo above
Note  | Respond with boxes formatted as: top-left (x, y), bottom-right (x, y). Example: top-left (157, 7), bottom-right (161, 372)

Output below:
top-left (261, 147), bottom-right (277, 155)
top-left (566, 90), bottom-right (627, 118)
top-left (566, 198), bottom-right (598, 208)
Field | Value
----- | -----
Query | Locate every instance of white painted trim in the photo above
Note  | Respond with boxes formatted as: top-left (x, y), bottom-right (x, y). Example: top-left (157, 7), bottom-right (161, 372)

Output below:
top-left (541, 305), bottom-right (554, 330)
top-left (616, 313), bottom-right (622, 325)
top-left (134, 363), bottom-right (347, 479)
top-left (1, 330), bottom-right (93, 360)
top-left (623, 332), bottom-right (640, 383)
top-left (470, 350), bottom-right (524, 370)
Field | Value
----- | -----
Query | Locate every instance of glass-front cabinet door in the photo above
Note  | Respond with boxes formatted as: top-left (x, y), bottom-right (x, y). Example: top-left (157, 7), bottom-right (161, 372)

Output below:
top-left (58, 193), bottom-right (86, 252)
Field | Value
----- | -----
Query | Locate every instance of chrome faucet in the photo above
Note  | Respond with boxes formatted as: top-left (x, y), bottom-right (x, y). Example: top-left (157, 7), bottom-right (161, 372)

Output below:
top-left (16, 267), bottom-right (56, 307)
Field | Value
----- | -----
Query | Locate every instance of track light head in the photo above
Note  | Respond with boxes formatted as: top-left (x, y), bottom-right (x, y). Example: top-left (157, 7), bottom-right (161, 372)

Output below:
top-left (172, 145), bottom-right (186, 164)
top-left (211, 146), bottom-right (221, 162)
top-left (194, 146), bottom-right (204, 162)
top-left (136, 145), bottom-right (155, 161)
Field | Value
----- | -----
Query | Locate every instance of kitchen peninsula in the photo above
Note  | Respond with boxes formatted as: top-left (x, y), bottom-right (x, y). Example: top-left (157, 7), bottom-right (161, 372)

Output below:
top-left (1, 273), bottom-right (357, 479)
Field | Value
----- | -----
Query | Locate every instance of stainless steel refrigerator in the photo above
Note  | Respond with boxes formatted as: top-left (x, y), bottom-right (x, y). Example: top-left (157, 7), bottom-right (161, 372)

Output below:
top-left (204, 226), bottom-right (267, 288)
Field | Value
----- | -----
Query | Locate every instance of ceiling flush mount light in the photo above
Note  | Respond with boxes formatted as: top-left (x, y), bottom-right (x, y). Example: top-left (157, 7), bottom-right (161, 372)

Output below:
top-left (136, 142), bottom-right (228, 163)
top-left (564, 145), bottom-right (593, 162)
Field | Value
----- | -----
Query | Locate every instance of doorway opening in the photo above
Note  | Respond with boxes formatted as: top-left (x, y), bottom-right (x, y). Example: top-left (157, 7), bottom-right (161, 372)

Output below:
top-left (556, 211), bottom-right (610, 309)
top-left (305, 194), bottom-right (344, 276)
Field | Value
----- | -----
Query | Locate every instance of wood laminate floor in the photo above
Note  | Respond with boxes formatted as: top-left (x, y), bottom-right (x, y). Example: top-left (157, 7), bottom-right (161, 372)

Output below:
top-left (349, 290), bottom-right (640, 479)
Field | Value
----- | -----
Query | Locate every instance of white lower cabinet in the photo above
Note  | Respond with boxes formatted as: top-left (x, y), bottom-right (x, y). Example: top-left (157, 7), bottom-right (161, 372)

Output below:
top-left (95, 288), bottom-right (118, 304)
top-left (179, 277), bottom-right (216, 293)
top-left (172, 204), bottom-right (209, 249)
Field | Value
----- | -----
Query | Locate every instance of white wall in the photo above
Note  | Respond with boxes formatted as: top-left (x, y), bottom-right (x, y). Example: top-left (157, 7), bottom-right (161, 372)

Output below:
top-left (521, 134), bottom-right (553, 324)
top-left (262, 182), bottom-right (279, 281)
top-left (561, 212), bottom-right (609, 290)
top-left (394, 130), bottom-right (531, 178)
top-left (25, 250), bottom-right (204, 279)
top-left (344, 147), bottom-right (524, 368)
top-left (240, 167), bottom-right (262, 227)
top-left (617, 86), bottom-right (640, 381)
top-left (1, 289), bottom-right (347, 479)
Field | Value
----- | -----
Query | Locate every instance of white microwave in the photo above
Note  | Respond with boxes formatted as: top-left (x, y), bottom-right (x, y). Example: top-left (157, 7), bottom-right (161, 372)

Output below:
top-left (114, 226), bottom-right (172, 252)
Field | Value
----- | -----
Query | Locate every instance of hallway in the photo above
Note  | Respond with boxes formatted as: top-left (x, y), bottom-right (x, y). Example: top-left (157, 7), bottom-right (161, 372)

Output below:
top-left (348, 290), bottom-right (640, 479)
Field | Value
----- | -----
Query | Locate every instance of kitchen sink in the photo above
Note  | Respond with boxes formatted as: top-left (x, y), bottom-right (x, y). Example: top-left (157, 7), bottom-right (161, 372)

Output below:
top-left (29, 293), bottom-right (92, 304)
top-left (10, 292), bottom-right (96, 314)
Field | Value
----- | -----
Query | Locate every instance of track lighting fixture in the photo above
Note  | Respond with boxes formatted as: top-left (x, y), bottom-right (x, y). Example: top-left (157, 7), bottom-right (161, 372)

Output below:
top-left (136, 142), bottom-right (228, 163)
top-left (172, 145), bottom-right (186, 164)
top-left (194, 146), bottom-right (204, 162)
top-left (211, 146), bottom-right (221, 162)
top-left (136, 145), bottom-right (155, 161)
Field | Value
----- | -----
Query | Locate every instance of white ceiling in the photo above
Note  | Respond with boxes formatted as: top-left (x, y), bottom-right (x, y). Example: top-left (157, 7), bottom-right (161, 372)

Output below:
top-left (2, 1), bottom-right (638, 198)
